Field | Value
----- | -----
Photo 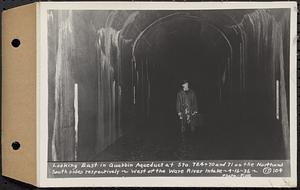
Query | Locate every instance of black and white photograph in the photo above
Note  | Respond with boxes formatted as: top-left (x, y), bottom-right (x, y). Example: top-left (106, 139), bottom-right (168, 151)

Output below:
top-left (41, 2), bottom-right (297, 186)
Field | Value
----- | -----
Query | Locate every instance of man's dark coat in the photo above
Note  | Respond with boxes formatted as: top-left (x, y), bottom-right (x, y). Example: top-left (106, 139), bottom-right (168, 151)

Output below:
top-left (176, 89), bottom-right (198, 115)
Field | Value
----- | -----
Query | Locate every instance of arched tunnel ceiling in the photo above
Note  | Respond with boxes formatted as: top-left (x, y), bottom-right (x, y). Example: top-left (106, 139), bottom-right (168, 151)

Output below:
top-left (128, 13), bottom-right (234, 102)
top-left (113, 10), bottom-right (254, 32)
top-left (134, 15), bottom-right (230, 58)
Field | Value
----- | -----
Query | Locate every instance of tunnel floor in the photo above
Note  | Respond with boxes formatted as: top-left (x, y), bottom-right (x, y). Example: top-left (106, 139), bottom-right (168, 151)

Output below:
top-left (92, 116), bottom-right (287, 161)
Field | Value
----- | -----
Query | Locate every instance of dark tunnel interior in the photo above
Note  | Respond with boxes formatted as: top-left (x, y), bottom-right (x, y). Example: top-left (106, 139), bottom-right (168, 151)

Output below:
top-left (48, 9), bottom-right (290, 162)
top-left (134, 18), bottom-right (229, 132)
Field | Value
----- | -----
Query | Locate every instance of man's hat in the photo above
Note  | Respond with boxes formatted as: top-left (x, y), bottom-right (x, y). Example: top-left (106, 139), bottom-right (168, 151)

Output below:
top-left (181, 79), bottom-right (189, 85)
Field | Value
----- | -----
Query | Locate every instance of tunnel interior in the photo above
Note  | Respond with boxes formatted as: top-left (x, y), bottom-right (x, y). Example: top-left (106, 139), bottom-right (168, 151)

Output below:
top-left (48, 9), bottom-right (290, 162)
top-left (133, 17), bottom-right (230, 132)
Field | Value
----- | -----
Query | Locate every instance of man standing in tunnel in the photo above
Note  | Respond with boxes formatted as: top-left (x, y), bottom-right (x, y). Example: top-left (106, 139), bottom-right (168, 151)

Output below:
top-left (176, 80), bottom-right (198, 133)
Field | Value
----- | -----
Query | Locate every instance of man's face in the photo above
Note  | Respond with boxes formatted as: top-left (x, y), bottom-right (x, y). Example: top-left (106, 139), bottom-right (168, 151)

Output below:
top-left (182, 82), bottom-right (189, 91)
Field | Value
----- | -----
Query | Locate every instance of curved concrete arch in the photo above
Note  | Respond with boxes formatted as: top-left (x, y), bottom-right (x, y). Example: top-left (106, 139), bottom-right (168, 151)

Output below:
top-left (131, 13), bottom-right (234, 65)
top-left (130, 12), bottom-right (236, 99)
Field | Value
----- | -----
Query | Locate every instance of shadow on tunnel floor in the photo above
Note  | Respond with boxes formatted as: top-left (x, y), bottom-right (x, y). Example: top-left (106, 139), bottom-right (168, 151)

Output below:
top-left (91, 115), bottom-right (287, 162)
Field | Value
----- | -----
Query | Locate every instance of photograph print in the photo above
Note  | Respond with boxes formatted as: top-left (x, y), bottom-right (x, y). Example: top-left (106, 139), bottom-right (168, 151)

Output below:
top-left (46, 5), bottom-right (294, 180)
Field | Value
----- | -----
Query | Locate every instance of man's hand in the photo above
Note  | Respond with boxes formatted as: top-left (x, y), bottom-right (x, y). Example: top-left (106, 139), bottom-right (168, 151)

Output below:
top-left (192, 111), bottom-right (198, 116)
top-left (178, 112), bottom-right (183, 119)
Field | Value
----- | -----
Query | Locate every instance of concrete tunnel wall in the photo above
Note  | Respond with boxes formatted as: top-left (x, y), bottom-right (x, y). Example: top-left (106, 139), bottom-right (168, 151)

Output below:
top-left (47, 9), bottom-right (290, 161)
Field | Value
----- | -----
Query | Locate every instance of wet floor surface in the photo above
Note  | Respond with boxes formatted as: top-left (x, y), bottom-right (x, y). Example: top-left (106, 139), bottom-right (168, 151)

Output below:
top-left (92, 117), bottom-right (287, 161)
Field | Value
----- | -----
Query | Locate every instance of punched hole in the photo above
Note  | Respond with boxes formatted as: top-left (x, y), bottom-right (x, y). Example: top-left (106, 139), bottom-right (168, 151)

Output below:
top-left (11, 39), bottom-right (21, 48)
top-left (11, 141), bottom-right (20, 150)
